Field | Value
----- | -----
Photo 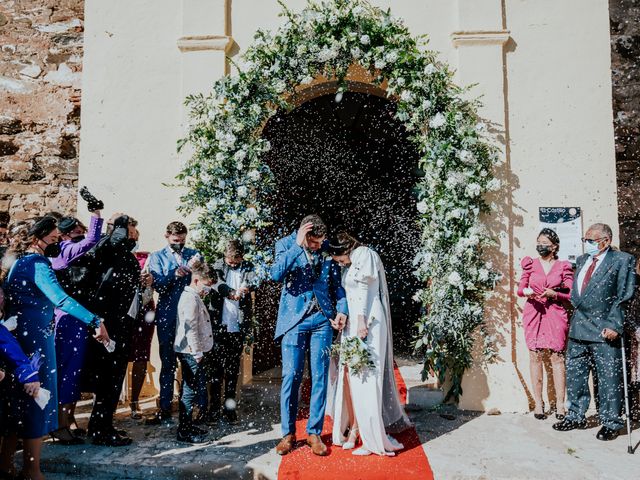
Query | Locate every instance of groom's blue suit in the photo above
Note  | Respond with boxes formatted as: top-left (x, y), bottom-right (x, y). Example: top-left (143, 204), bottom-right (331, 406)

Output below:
top-left (271, 233), bottom-right (348, 436)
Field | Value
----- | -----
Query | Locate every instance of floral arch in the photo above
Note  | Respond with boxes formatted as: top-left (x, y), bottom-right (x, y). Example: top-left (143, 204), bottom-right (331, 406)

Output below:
top-left (178, 0), bottom-right (501, 400)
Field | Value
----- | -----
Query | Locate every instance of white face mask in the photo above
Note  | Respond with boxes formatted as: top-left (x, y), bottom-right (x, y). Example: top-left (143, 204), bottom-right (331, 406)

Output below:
top-left (199, 285), bottom-right (212, 296)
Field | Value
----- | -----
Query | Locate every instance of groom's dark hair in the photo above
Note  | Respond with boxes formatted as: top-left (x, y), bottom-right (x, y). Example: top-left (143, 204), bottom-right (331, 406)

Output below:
top-left (300, 214), bottom-right (327, 238)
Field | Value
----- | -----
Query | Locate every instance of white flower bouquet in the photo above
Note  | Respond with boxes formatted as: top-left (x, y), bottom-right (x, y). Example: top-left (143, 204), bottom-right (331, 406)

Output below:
top-left (331, 336), bottom-right (375, 376)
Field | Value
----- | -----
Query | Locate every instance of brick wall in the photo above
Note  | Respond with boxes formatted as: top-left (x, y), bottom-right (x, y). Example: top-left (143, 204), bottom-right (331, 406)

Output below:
top-left (0, 0), bottom-right (83, 222)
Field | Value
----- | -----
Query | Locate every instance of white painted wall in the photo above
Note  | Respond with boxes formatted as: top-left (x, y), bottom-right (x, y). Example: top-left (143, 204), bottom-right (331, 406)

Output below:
top-left (79, 0), bottom-right (617, 411)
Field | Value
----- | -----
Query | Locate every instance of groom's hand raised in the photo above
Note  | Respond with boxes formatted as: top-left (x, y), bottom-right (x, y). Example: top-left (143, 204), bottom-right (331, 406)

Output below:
top-left (330, 313), bottom-right (347, 331)
top-left (296, 222), bottom-right (314, 247)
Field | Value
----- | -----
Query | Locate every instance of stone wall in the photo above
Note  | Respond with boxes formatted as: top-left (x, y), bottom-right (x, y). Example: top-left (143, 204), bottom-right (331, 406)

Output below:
top-left (0, 0), bottom-right (83, 222)
top-left (610, 0), bottom-right (640, 257)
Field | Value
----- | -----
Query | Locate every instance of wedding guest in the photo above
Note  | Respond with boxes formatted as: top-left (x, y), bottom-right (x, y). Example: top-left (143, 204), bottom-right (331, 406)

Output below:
top-left (553, 223), bottom-right (636, 441)
top-left (0, 217), bottom-right (108, 480)
top-left (146, 222), bottom-right (199, 425)
top-left (0, 322), bottom-right (41, 480)
top-left (84, 214), bottom-right (143, 446)
top-left (517, 228), bottom-right (573, 420)
top-left (174, 259), bottom-right (214, 443)
top-left (627, 260), bottom-right (640, 421)
top-left (51, 197), bottom-right (104, 443)
top-left (205, 240), bottom-right (255, 424)
top-left (129, 250), bottom-right (156, 419)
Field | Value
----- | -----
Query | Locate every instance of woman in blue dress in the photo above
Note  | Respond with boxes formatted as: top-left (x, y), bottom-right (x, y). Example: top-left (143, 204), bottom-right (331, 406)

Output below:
top-left (0, 217), bottom-right (109, 480)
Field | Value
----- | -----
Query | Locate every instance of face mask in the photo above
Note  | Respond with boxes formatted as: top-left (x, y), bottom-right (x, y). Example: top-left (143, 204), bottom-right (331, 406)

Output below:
top-left (199, 285), bottom-right (212, 297)
top-left (169, 243), bottom-right (185, 253)
top-left (42, 240), bottom-right (61, 258)
top-left (70, 235), bottom-right (85, 243)
top-left (124, 238), bottom-right (138, 252)
top-left (584, 241), bottom-right (601, 256)
top-left (536, 245), bottom-right (553, 257)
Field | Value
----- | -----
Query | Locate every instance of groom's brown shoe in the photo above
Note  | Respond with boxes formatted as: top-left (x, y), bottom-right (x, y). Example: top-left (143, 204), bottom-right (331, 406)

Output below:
top-left (306, 434), bottom-right (328, 456)
top-left (275, 434), bottom-right (296, 455)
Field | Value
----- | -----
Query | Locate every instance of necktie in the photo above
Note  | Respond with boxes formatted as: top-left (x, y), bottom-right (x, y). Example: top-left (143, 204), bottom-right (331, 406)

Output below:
top-left (580, 256), bottom-right (599, 294)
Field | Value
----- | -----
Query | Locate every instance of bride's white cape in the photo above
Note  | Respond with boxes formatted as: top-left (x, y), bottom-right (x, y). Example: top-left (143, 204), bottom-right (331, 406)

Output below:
top-left (326, 246), bottom-right (411, 455)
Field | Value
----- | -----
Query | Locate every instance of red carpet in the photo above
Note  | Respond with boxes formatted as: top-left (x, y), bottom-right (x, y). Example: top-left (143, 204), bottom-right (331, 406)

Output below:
top-left (277, 363), bottom-right (434, 480)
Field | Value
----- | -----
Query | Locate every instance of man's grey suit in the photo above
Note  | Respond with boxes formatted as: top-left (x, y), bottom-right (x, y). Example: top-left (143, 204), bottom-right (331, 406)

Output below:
top-left (565, 249), bottom-right (636, 429)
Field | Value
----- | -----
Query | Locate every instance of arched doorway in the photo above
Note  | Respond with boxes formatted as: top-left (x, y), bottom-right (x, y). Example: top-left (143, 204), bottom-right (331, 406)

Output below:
top-left (252, 91), bottom-right (422, 373)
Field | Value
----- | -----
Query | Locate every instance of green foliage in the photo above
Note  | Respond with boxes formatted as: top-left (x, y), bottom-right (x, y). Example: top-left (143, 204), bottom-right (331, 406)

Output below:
top-left (178, 0), bottom-right (501, 401)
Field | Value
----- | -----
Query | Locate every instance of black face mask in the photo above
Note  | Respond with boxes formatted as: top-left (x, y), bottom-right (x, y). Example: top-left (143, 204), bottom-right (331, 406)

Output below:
top-left (43, 241), bottom-right (61, 258)
top-left (70, 235), bottom-right (85, 243)
top-left (124, 238), bottom-right (138, 251)
top-left (536, 245), bottom-right (553, 257)
top-left (169, 243), bottom-right (185, 253)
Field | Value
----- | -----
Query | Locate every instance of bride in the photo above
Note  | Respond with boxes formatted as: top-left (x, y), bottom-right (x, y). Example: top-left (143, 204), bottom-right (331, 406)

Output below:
top-left (326, 231), bottom-right (411, 456)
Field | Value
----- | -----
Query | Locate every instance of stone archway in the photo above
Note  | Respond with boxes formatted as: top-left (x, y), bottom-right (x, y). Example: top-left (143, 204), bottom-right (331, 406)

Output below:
top-left (252, 90), bottom-right (421, 373)
top-left (179, 0), bottom-right (500, 400)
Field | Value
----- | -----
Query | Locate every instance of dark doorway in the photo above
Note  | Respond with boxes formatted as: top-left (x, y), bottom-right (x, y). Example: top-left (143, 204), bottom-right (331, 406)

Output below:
top-left (253, 91), bottom-right (422, 374)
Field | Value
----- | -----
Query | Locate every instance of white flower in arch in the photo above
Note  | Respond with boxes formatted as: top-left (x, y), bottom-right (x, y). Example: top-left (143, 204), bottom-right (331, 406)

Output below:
top-left (178, 0), bottom-right (500, 403)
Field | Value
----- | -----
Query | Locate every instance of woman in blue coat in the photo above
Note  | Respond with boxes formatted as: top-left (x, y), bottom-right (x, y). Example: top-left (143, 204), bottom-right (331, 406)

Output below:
top-left (0, 217), bottom-right (109, 480)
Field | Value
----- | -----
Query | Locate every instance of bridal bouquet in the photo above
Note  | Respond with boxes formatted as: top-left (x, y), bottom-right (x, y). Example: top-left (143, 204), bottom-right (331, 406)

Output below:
top-left (331, 336), bottom-right (375, 376)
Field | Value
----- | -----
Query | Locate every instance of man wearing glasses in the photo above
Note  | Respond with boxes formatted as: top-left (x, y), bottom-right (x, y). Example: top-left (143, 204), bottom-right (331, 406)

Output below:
top-left (553, 223), bottom-right (636, 441)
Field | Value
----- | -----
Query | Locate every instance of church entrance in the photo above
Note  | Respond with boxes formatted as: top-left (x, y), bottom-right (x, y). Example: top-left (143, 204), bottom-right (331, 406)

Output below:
top-left (252, 91), bottom-right (422, 374)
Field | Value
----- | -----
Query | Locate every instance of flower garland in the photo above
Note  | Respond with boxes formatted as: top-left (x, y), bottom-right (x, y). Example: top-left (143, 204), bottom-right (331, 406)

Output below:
top-left (178, 0), bottom-right (501, 401)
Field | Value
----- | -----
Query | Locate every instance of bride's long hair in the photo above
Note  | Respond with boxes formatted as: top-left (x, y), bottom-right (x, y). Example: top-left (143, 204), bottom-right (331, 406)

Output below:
top-left (327, 230), bottom-right (362, 256)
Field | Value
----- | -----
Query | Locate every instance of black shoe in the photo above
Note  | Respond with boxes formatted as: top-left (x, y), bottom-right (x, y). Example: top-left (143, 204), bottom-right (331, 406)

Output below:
top-left (596, 426), bottom-right (619, 441)
top-left (91, 431), bottom-right (133, 447)
top-left (552, 418), bottom-right (587, 431)
top-left (190, 425), bottom-right (208, 435)
top-left (50, 427), bottom-right (85, 445)
top-left (202, 410), bottom-right (221, 426)
top-left (177, 429), bottom-right (208, 444)
top-left (223, 408), bottom-right (238, 424)
top-left (144, 409), bottom-right (172, 425)
top-left (534, 413), bottom-right (547, 420)
top-left (555, 413), bottom-right (565, 421)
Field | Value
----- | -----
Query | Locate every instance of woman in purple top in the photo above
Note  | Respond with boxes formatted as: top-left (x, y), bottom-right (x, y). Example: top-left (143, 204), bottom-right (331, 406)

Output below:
top-left (517, 228), bottom-right (574, 420)
top-left (51, 210), bottom-right (104, 442)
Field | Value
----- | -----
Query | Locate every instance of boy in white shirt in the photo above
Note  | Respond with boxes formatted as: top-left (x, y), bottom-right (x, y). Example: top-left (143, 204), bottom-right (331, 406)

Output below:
top-left (174, 259), bottom-right (215, 443)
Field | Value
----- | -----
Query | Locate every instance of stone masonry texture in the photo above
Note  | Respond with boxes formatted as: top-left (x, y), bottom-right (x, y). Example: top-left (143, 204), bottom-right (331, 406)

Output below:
top-left (0, 0), bottom-right (83, 222)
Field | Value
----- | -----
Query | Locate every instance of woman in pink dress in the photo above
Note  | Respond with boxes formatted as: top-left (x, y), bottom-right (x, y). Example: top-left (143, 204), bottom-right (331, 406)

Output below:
top-left (517, 228), bottom-right (574, 420)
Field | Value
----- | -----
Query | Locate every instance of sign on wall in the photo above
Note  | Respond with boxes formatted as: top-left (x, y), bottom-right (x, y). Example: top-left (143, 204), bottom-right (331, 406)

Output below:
top-left (538, 207), bottom-right (583, 263)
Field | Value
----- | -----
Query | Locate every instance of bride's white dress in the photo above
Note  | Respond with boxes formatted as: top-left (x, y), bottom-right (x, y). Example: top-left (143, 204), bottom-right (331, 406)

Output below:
top-left (327, 246), bottom-right (411, 456)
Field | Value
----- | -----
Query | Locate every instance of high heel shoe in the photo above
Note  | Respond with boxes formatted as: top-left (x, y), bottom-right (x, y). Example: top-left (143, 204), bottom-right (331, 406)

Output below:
top-left (50, 427), bottom-right (84, 445)
top-left (533, 403), bottom-right (547, 420)
top-left (352, 447), bottom-right (372, 456)
top-left (130, 401), bottom-right (142, 420)
top-left (342, 427), bottom-right (359, 450)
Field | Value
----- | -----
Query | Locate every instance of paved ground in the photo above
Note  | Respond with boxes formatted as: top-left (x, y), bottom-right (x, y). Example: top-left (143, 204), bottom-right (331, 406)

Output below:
top-left (13, 366), bottom-right (640, 480)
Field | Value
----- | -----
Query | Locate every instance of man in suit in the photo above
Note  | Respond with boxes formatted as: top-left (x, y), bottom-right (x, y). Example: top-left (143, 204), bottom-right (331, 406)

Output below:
top-left (553, 223), bottom-right (636, 441)
top-left (205, 239), bottom-right (256, 425)
top-left (271, 214), bottom-right (348, 456)
top-left (85, 214), bottom-right (143, 446)
top-left (146, 221), bottom-right (200, 424)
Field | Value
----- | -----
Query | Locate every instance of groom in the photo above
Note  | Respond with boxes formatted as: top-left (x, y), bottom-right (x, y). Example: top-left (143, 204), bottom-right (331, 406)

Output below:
top-left (271, 214), bottom-right (348, 456)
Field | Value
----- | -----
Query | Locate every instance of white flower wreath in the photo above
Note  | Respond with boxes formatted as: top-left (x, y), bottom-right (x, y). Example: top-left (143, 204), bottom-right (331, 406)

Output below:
top-left (178, 0), bottom-right (501, 401)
